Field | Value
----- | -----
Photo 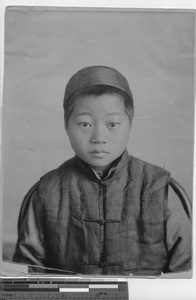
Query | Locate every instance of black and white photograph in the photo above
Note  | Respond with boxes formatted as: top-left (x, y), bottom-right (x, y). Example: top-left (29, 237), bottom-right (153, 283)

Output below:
top-left (1, 5), bottom-right (194, 283)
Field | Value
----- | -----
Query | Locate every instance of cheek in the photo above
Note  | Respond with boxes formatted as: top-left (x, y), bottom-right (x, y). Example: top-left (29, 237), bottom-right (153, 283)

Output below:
top-left (113, 126), bottom-right (130, 142)
top-left (68, 128), bottom-right (90, 147)
top-left (117, 135), bottom-right (129, 147)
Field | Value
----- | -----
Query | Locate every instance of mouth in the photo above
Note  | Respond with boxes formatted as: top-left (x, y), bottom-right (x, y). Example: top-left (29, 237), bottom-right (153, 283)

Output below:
top-left (90, 150), bottom-right (109, 154)
top-left (90, 150), bottom-right (109, 158)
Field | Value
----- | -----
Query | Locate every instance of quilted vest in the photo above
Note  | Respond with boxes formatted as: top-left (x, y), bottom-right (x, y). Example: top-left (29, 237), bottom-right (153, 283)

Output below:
top-left (17, 151), bottom-right (171, 275)
top-left (31, 151), bottom-right (170, 276)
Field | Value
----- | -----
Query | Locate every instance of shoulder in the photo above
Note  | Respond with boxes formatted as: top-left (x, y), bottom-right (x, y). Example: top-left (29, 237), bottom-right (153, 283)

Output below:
top-left (21, 157), bottom-right (76, 196)
top-left (20, 157), bottom-right (78, 211)
top-left (26, 157), bottom-right (77, 196)
top-left (125, 155), bottom-right (171, 192)
top-left (127, 155), bottom-right (170, 178)
top-left (18, 158), bottom-right (77, 221)
top-left (126, 155), bottom-right (191, 217)
top-left (39, 157), bottom-right (76, 185)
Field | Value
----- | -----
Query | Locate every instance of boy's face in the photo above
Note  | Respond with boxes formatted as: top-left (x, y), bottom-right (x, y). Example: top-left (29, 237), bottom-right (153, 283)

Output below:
top-left (66, 93), bottom-right (131, 171)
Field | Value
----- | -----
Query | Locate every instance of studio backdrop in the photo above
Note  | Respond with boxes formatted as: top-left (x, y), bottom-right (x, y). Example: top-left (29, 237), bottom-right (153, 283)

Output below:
top-left (2, 7), bottom-right (195, 269)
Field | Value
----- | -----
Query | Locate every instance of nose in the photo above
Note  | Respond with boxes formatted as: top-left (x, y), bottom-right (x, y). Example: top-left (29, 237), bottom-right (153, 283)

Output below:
top-left (90, 125), bottom-right (106, 144)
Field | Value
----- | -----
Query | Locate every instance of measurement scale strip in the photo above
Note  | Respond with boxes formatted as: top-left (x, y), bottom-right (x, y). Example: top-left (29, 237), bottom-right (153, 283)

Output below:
top-left (1, 279), bottom-right (128, 300)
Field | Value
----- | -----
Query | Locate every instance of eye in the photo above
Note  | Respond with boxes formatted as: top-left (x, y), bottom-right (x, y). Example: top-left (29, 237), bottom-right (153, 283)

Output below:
top-left (108, 122), bottom-right (120, 128)
top-left (78, 122), bottom-right (92, 128)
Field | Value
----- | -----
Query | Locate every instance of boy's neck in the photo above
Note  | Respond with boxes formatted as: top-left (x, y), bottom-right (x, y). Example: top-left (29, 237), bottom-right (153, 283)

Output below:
top-left (91, 164), bottom-right (112, 172)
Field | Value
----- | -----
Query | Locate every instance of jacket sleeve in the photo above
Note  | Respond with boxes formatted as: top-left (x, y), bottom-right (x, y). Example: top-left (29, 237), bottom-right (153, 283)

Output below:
top-left (166, 184), bottom-right (192, 272)
top-left (13, 182), bottom-right (46, 268)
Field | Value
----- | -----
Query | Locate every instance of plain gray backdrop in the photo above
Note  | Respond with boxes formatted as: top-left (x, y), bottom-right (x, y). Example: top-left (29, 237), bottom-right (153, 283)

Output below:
top-left (2, 7), bottom-right (195, 261)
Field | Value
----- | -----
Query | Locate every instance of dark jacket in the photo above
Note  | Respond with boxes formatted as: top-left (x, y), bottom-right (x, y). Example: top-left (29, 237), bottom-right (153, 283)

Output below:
top-left (13, 151), bottom-right (191, 275)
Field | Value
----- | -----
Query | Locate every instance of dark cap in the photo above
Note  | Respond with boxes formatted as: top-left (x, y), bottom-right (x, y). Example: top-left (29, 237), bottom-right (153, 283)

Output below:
top-left (63, 66), bottom-right (133, 106)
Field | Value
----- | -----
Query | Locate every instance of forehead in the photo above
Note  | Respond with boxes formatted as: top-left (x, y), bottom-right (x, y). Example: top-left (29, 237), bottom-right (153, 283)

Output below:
top-left (72, 93), bottom-right (126, 114)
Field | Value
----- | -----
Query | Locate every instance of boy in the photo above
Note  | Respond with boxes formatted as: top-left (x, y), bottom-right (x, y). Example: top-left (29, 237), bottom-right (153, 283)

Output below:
top-left (13, 66), bottom-right (191, 275)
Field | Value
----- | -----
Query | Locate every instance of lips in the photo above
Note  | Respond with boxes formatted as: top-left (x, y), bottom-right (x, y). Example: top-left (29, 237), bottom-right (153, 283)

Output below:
top-left (89, 150), bottom-right (109, 158)
top-left (90, 150), bottom-right (109, 154)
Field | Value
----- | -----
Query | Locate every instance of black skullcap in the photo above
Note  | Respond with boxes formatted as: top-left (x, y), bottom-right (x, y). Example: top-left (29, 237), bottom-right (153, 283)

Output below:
top-left (63, 66), bottom-right (133, 106)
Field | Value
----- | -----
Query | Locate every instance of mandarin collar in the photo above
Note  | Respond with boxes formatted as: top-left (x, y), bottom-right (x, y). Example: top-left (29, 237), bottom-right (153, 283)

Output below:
top-left (75, 150), bottom-right (129, 183)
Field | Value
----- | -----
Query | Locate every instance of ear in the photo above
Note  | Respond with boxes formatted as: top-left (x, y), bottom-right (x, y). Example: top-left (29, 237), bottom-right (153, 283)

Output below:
top-left (64, 118), bottom-right (69, 134)
top-left (65, 125), bottom-right (69, 136)
top-left (64, 120), bottom-right (67, 131)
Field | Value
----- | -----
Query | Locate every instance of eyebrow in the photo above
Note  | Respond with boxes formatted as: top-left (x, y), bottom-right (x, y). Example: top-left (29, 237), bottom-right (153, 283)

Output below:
top-left (74, 112), bottom-right (92, 118)
top-left (107, 111), bottom-right (123, 116)
top-left (75, 111), bottom-right (124, 118)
